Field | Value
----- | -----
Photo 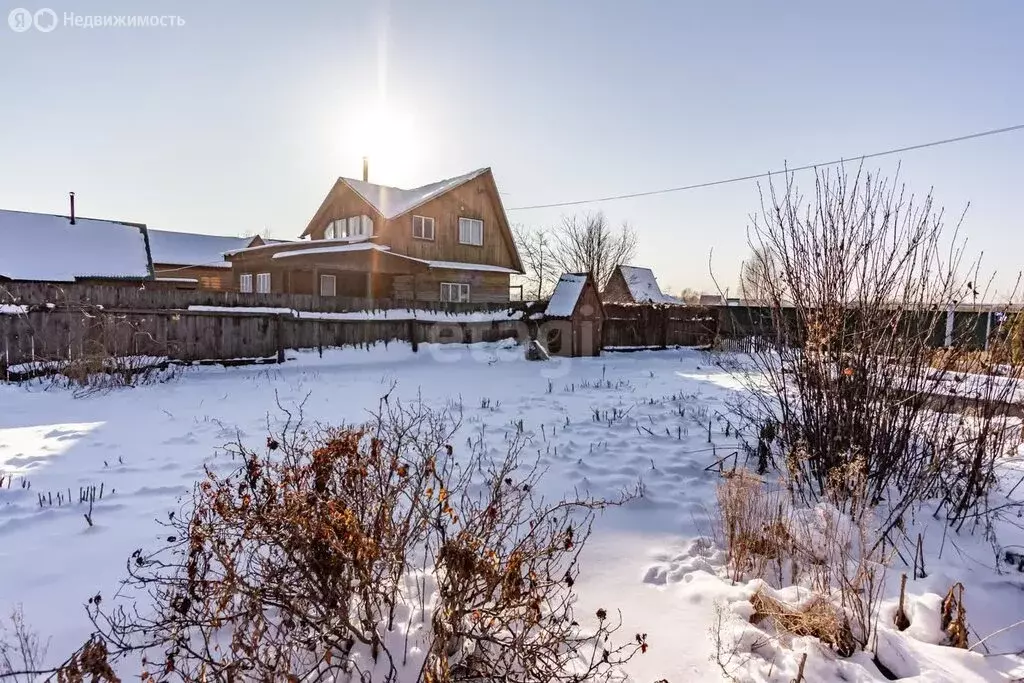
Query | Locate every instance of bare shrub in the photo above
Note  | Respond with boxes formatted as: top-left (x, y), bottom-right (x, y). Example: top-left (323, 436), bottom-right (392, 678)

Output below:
top-left (726, 165), bottom-right (1024, 538)
top-left (0, 607), bottom-right (47, 682)
top-left (89, 394), bottom-right (643, 681)
top-left (0, 610), bottom-right (117, 683)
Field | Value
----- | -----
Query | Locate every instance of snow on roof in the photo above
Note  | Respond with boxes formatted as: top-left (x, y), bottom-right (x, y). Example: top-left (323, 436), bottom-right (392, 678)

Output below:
top-left (271, 243), bottom-right (393, 260)
top-left (426, 260), bottom-right (521, 274)
top-left (0, 209), bottom-right (152, 282)
top-left (619, 266), bottom-right (677, 303)
top-left (546, 273), bottom-right (589, 317)
top-left (148, 229), bottom-right (254, 269)
top-left (341, 168), bottom-right (489, 220)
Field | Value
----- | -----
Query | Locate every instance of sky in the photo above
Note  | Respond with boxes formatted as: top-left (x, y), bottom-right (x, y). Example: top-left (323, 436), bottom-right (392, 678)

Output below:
top-left (1, 0), bottom-right (1022, 296)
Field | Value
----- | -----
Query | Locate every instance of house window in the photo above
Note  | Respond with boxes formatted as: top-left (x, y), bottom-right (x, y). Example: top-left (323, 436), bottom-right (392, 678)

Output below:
top-left (320, 274), bottom-right (337, 297)
top-left (413, 215), bottom-right (435, 240)
top-left (458, 217), bottom-right (483, 246)
top-left (256, 272), bottom-right (271, 294)
top-left (326, 215), bottom-right (373, 240)
top-left (440, 282), bottom-right (470, 303)
top-left (239, 273), bottom-right (253, 293)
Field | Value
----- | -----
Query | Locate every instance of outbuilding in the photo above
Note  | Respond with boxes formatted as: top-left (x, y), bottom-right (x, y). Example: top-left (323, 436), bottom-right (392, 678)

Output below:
top-left (541, 272), bottom-right (605, 357)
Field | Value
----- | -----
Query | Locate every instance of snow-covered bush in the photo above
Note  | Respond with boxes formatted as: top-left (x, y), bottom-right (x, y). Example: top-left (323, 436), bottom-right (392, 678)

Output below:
top-left (86, 394), bottom-right (644, 681)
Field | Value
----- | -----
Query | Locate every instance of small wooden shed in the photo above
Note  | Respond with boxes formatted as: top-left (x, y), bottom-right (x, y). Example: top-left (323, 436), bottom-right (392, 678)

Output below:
top-left (542, 272), bottom-right (605, 357)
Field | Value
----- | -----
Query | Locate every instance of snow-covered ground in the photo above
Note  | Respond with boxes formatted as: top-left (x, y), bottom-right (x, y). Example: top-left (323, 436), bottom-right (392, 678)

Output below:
top-left (1, 343), bottom-right (1023, 681)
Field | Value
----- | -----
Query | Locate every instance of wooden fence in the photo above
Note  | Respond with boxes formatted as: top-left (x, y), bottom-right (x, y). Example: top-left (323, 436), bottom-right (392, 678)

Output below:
top-left (602, 304), bottom-right (718, 348)
top-left (0, 282), bottom-right (519, 315)
top-left (0, 307), bottom-right (527, 378)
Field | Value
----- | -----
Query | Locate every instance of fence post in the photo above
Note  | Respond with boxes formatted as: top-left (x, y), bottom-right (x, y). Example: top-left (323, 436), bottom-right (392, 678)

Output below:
top-left (660, 309), bottom-right (669, 349)
top-left (408, 319), bottom-right (418, 353)
top-left (275, 314), bottom-right (285, 363)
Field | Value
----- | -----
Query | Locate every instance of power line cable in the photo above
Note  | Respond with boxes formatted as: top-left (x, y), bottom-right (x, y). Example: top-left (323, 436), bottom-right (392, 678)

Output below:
top-left (506, 122), bottom-right (1024, 211)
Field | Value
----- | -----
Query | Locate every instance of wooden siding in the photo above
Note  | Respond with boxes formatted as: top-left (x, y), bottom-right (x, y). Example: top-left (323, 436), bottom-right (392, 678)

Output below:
top-left (601, 269), bottom-right (635, 303)
top-left (154, 264), bottom-right (232, 291)
top-left (392, 270), bottom-right (511, 304)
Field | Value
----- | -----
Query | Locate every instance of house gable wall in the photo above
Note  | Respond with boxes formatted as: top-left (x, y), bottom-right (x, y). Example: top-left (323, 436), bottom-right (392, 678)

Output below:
top-left (601, 269), bottom-right (635, 303)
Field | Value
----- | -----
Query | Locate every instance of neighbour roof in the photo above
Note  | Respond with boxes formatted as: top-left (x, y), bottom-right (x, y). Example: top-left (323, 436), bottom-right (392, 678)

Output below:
top-left (340, 168), bottom-right (490, 220)
top-left (546, 273), bottom-right (589, 317)
top-left (0, 209), bottom-right (153, 282)
top-left (148, 229), bottom-right (254, 269)
top-left (618, 265), bottom-right (679, 303)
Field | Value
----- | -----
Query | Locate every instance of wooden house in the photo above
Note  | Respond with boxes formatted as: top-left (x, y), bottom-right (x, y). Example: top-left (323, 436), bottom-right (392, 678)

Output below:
top-left (148, 230), bottom-right (273, 290)
top-left (602, 265), bottom-right (680, 304)
top-left (0, 208), bottom-right (154, 284)
top-left (541, 272), bottom-right (604, 357)
top-left (225, 168), bottom-right (524, 303)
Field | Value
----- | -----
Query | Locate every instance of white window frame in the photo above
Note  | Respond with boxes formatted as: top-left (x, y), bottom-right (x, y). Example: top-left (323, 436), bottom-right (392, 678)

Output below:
top-left (458, 217), bottom-right (483, 246)
top-left (256, 272), bottom-right (271, 294)
top-left (440, 282), bottom-right (470, 303)
top-left (320, 273), bottom-right (337, 297)
top-left (412, 215), bottom-right (435, 240)
top-left (327, 216), bottom-right (373, 240)
top-left (239, 273), bottom-right (253, 293)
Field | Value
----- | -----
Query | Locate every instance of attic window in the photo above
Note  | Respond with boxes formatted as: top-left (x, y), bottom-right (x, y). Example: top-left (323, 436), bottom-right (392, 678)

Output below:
top-left (458, 218), bottom-right (483, 246)
top-left (326, 216), bottom-right (372, 240)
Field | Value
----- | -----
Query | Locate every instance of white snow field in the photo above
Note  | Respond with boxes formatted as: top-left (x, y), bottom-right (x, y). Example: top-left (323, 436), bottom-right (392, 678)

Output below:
top-left (1, 342), bottom-right (1024, 681)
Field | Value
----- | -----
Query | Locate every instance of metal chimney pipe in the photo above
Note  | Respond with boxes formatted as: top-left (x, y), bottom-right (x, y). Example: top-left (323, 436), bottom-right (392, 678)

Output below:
top-left (362, 157), bottom-right (368, 182)
top-left (69, 192), bottom-right (76, 225)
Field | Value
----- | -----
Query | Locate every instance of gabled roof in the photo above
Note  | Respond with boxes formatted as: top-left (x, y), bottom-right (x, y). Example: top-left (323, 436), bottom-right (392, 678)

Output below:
top-left (0, 209), bottom-right (153, 282)
top-left (616, 265), bottom-right (679, 304)
top-left (546, 273), bottom-right (590, 317)
top-left (341, 168), bottom-right (489, 221)
top-left (300, 167), bottom-right (525, 274)
top-left (148, 229), bottom-right (256, 269)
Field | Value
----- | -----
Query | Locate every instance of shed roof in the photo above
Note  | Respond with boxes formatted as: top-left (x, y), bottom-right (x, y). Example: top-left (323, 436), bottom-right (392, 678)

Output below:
top-left (617, 265), bottom-right (679, 303)
top-left (0, 209), bottom-right (152, 282)
top-left (546, 273), bottom-right (590, 317)
top-left (148, 229), bottom-right (255, 269)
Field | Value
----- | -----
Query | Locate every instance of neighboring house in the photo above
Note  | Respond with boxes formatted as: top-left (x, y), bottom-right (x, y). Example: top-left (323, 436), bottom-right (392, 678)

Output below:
top-left (148, 230), bottom-right (271, 290)
top-left (602, 265), bottom-right (680, 304)
top-left (699, 294), bottom-right (725, 306)
top-left (542, 272), bottom-right (604, 357)
top-left (225, 168), bottom-right (525, 303)
top-left (0, 208), bottom-right (153, 284)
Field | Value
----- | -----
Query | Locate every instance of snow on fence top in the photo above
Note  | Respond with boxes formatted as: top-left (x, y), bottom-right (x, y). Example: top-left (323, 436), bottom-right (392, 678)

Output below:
top-left (619, 265), bottom-right (678, 303)
top-left (545, 273), bottom-right (588, 317)
top-left (341, 168), bottom-right (489, 220)
top-left (148, 229), bottom-right (254, 269)
top-left (187, 305), bottom-right (523, 322)
top-left (0, 209), bottom-right (152, 282)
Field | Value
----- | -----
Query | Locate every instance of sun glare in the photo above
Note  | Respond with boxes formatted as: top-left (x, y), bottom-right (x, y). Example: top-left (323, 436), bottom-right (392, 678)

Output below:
top-left (342, 102), bottom-right (421, 186)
